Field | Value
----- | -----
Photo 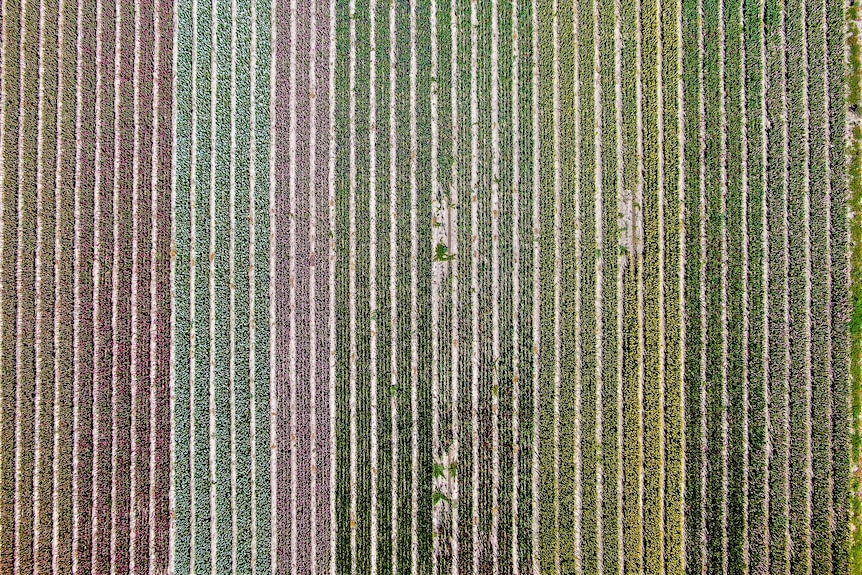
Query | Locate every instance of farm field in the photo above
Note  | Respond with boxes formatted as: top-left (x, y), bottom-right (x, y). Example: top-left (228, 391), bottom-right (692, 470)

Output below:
top-left (0, 0), bottom-right (860, 573)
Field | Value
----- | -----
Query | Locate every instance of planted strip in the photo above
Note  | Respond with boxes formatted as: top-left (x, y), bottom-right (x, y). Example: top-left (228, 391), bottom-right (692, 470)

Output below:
top-left (702, 0), bottom-right (728, 568)
top-left (661, 0), bottom-right (685, 568)
top-left (150, 0), bottom-right (177, 565)
top-left (831, 0), bottom-right (852, 571)
top-left (575, 2), bottom-right (600, 572)
top-left (33, 0), bottom-right (59, 566)
top-left (553, 0), bottom-right (578, 567)
top-left (71, 0), bottom-right (97, 569)
top-left (620, 0), bottom-right (644, 569)
top-left (91, 0), bottom-right (116, 568)
top-left (54, 0), bottom-right (80, 569)
top-left (0, 0), bottom-right (21, 565)
top-left (535, 0), bottom-right (557, 570)
top-left (130, 0), bottom-right (155, 569)
top-left (724, 0), bottom-right (748, 566)
top-left (641, 0), bottom-right (665, 562)
top-left (765, 0), bottom-right (791, 569)
top-left (785, 0), bottom-right (814, 566)
top-left (682, 0), bottom-right (709, 569)
top-left (172, 0), bottom-right (194, 565)
top-left (805, 0), bottom-right (834, 569)
top-left (744, 0), bottom-right (769, 571)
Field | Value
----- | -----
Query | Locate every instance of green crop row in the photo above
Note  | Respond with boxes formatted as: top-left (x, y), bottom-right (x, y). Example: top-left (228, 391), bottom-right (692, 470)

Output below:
top-left (640, 0), bottom-right (664, 565)
top-left (35, 0), bottom-right (61, 568)
top-left (598, 0), bottom-right (621, 570)
top-left (0, 0), bottom-right (22, 564)
top-left (805, 0), bottom-right (836, 569)
top-left (830, 0), bottom-right (851, 571)
top-left (743, 0), bottom-right (769, 571)
top-left (681, 0), bottom-right (704, 568)
top-left (577, 0), bottom-right (599, 570)
top-left (13, 0), bottom-right (41, 569)
top-left (515, 1), bottom-right (539, 567)
top-left (54, 0), bottom-right (79, 563)
top-left (536, 0), bottom-right (557, 571)
top-left (661, 0), bottom-right (684, 570)
top-left (173, 0), bottom-right (194, 564)
top-left (847, 0), bottom-right (862, 568)
top-left (723, 0), bottom-right (746, 569)
top-left (785, 0), bottom-right (812, 566)
top-left (620, 0), bottom-right (642, 570)
top-left (557, 0), bottom-right (578, 565)
top-left (764, 0), bottom-right (790, 570)
top-left (701, 0), bottom-right (727, 566)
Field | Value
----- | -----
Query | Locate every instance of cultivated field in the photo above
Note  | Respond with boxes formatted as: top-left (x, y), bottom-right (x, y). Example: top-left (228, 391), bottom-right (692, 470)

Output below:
top-left (0, 0), bottom-right (860, 573)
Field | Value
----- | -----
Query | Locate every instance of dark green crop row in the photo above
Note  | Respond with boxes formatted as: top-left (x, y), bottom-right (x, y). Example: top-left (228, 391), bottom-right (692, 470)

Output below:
top-left (805, 0), bottom-right (836, 569)
top-left (786, 0), bottom-right (812, 566)
top-left (743, 0), bottom-right (769, 571)
top-left (832, 0), bottom-right (852, 571)
top-left (847, 0), bottom-right (862, 570)
top-left (724, 0), bottom-right (746, 569)
top-left (764, 0), bottom-right (790, 571)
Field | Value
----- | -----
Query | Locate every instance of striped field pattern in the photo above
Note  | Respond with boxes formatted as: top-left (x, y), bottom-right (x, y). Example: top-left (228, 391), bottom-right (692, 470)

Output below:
top-left (1, 0), bottom-right (861, 573)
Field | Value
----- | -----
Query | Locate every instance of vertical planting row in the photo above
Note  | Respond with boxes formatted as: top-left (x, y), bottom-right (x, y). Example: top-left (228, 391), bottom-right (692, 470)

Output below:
top-left (661, 0), bottom-right (685, 569)
top-left (702, 0), bottom-right (727, 567)
top-left (805, 0), bottom-right (835, 568)
top-left (536, 0), bottom-right (556, 569)
top-left (578, 0), bottom-right (599, 568)
top-left (641, 0), bottom-right (665, 562)
top-left (620, 0), bottom-right (643, 571)
top-left (0, 0), bottom-right (22, 559)
top-left (724, 0), bottom-right (747, 567)
top-left (556, 0), bottom-right (577, 568)
top-left (785, 0), bottom-right (813, 564)
top-left (830, 0), bottom-right (851, 570)
top-left (35, 0), bottom-right (60, 566)
top-left (598, 1), bottom-right (621, 569)
top-left (743, 0), bottom-right (769, 570)
top-left (765, 0), bottom-right (790, 569)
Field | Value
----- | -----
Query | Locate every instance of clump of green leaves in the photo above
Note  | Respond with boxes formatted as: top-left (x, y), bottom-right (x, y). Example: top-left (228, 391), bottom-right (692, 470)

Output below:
top-left (433, 242), bottom-right (455, 262)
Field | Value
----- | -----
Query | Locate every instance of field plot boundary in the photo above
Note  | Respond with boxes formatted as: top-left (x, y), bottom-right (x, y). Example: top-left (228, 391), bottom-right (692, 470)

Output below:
top-left (0, 1), bottom-right (860, 573)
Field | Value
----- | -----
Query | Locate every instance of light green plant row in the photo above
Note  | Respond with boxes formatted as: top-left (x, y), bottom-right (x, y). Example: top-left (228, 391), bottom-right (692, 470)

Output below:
top-left (681, 0), bottom-right (705, 569)
top-left (536, 0), bottom-right (557, 570)
top-left (640, 0), bottom-right (664, 565)
top-left (53, 0), bottom-right (79, 564)
top-left (620, 0), bottom-right (643, 571)
top-left (598, 0), bottom-right (621, 570)
top-left (557, 0), bottom-right (577, 568)
top-left (576, 0), bottom-right (599, 569)
top-left (660, 0), bottom-right (684, 569)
